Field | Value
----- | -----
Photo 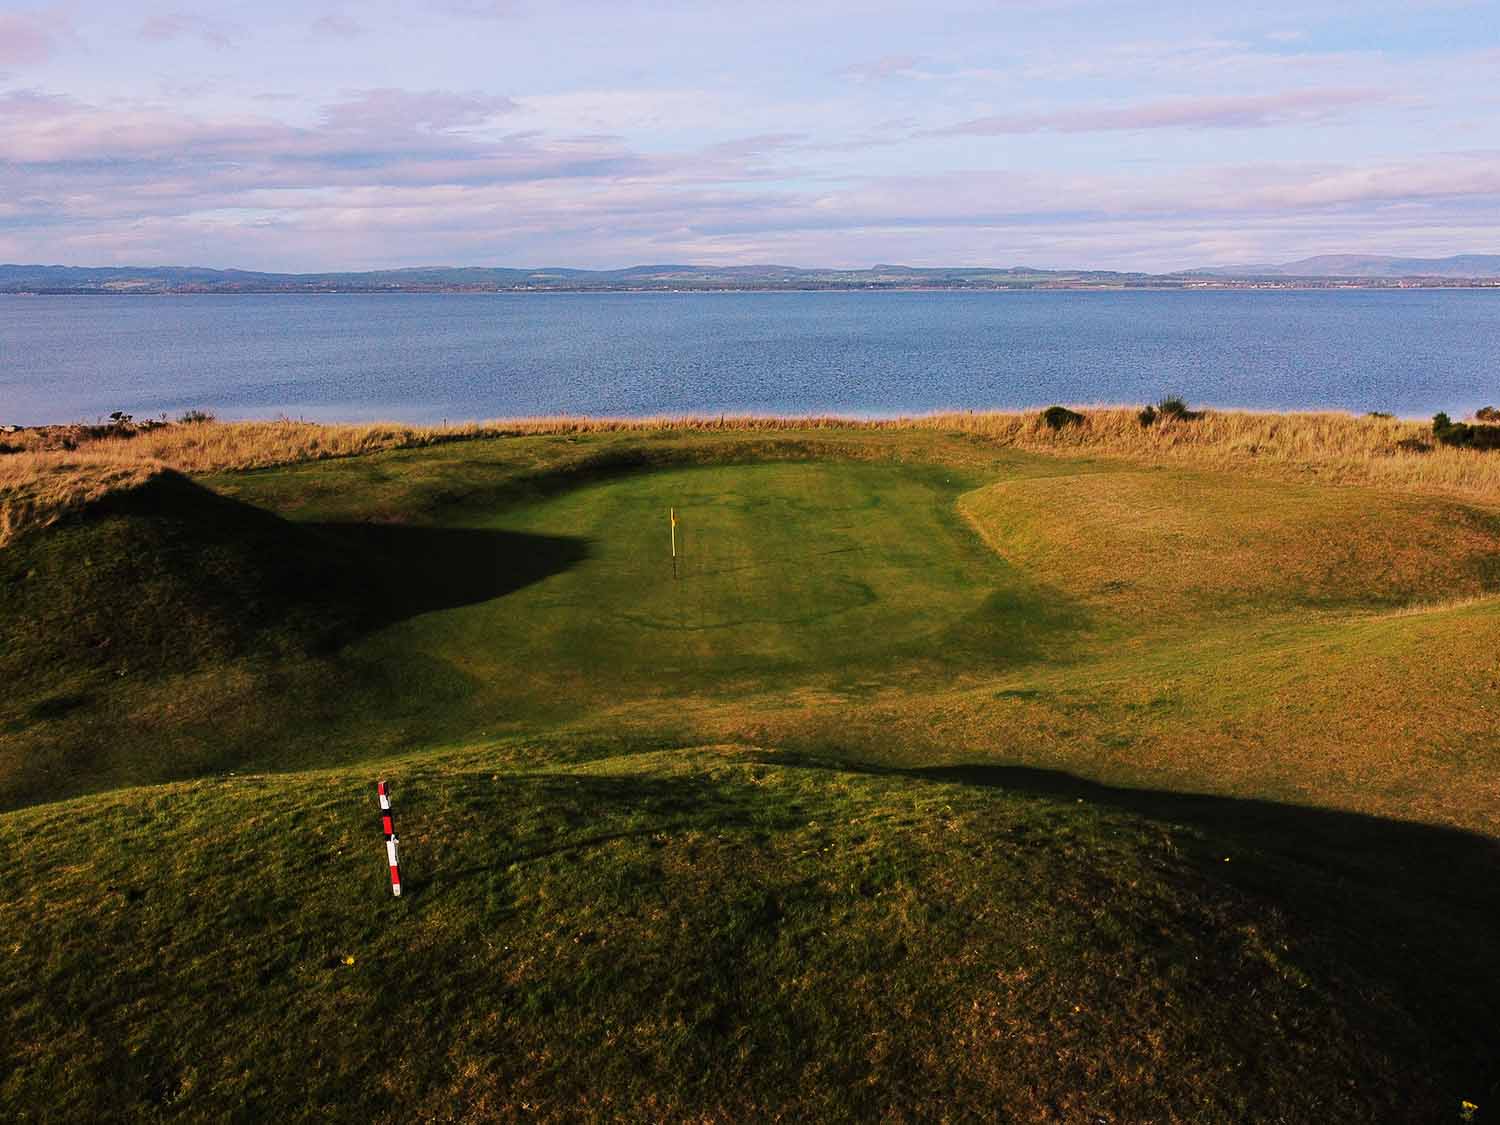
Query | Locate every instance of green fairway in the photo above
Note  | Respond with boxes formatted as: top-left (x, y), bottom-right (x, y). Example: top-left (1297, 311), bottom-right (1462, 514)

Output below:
top-left (4, 427), bottom-right (1499, 1120)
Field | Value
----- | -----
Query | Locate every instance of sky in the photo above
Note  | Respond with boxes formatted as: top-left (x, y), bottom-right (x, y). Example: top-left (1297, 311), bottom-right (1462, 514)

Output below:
top-left (1, 0), bottom-right (1497, 271)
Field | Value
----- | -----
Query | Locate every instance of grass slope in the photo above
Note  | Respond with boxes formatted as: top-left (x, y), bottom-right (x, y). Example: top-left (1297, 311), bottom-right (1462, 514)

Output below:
top-left (4, 427), bottom-right (1499, 1119)
top-left (5, 743), bottom-right (1496, 1121)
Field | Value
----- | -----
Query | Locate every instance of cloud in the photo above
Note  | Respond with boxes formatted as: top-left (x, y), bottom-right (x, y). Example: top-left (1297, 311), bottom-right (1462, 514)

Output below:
top-left (321, 89), bottom-right (520, 133)
top-left (433, 0), bottom-right (520, 18)
top-left (311, 13), bottom-right (363, 39)
top-left (0, 88), bottom-right (287, 164)
top-left (703, 133), bottom-right (808, 158)
top-left (1, 71), bottom-right (1496, 274)
top-left (139, 12), bottom-right (243, 50)
top-left (839, 55), bottom-right (924, 82)
top-left (515, 88), bottom-right (759, 133)
top-left (928, 88), bottom-right (1391, 136)
top-left (0, 9), bottom-right (72, 66)
top-left (1240, 154), bottom-right (1500, 210)
top-left (0, 85), bottom-right (643, 197)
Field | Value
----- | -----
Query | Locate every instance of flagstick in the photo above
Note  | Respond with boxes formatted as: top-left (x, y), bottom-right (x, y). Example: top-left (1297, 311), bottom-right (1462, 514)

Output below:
top-left (671, 507), bottom-right (677, 579)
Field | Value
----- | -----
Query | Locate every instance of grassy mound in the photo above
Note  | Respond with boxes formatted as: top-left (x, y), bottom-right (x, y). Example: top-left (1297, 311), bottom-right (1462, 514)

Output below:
top-left (0, 472), bottom-right (376, 804)
top-left (958, 468), bottom-right (1500, 620)
top-left (4, 742), bottom-right (1496, 1121)
top-left (0, 472), bottom-right (359, 685)
top-left (0, 467), bottom-right (597, 809)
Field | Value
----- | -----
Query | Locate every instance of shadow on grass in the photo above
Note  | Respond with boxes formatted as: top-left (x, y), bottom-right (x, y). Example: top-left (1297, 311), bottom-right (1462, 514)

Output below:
top-left (312, 522), bottom-right (590, 629)
top-left (1, 473), bottom-right (589, 756)
top-left (765, 750), bottom-right (1500, 1107)
top-left (20, 471), bottom-right (591, 643)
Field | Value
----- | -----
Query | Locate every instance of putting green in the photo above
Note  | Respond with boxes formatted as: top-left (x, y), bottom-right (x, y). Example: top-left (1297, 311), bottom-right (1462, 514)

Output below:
top-left (346, 460), bottom-right (1071, 712)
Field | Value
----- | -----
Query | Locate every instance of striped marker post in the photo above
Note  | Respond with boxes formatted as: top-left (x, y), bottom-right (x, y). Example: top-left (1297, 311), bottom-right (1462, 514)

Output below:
top-left (377, 780), bottom-right (403, 896)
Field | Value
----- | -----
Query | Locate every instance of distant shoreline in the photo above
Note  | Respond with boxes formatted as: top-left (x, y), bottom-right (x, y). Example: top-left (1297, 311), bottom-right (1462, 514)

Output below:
top-left (5, 255), bottom-right (1500, 296)
top-left (5, 281), bottom-right (1500, 295)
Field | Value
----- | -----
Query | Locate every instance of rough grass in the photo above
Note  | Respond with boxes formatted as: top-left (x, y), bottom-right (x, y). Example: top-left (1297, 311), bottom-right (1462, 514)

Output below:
top-left (4, 426), bottom-right (1500, 1119)
top-left (0, 456), bottom-right (164, 545)
top-left (5, 406), bottom-right (1500, 544)
top-left (958, 468), bottom-right (1500, 619)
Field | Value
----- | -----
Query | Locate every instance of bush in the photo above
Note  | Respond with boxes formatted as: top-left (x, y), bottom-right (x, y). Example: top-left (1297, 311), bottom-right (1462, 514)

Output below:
top-left (1367, 411), bottom-right (1394, 420)
top-left (1140, 397), bottom-right (1202, 425)
top-left (1476, 406), bottom-right (1499, 422)
top-left (1040, 405), bottom-right (1085, 431)
top-left (1433, 412), bottom-right (1500, 451)
top-left (178, 409), bottom-right (217, 424)
top-left (1156, 397), bottom-right (1202, 421)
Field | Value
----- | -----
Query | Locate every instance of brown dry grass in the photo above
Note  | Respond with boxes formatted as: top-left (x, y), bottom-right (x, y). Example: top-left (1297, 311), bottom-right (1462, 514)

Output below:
top-left (935, 407), bottom-right (1500, 499)
top-left (3, 408), bottom-right (1498, 546)
top-left (958, 468), bottom-right (1500, 619)
top-left (0, 455), bottom-right (164, 546)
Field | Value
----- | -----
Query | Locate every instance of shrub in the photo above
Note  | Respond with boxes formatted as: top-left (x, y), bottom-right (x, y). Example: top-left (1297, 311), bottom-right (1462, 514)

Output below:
top-left (1040, 406), bottom-right (1085, 431)
top-left (1367, 411), bottom-right (1394, 420)
top-left (178, 409), bottom-right (217, 424)
top-left (1433, 412), bottom-right (1500, 451)
top-left (1476, 406), bottom-right (1499, 422)
top-left (1156, 397), bottom-right (1202, 421)
top-left (1141, 397), bottom-right (1201, 425)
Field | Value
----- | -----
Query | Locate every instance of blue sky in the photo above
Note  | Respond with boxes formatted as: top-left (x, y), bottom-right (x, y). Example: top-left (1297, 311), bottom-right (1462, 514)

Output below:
top-left (1, 0), bottom-right (1497, 270)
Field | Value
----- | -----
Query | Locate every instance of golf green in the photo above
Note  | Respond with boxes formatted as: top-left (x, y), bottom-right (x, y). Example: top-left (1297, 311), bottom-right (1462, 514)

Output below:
top-left (347, 460), bottom-right (1071, 715)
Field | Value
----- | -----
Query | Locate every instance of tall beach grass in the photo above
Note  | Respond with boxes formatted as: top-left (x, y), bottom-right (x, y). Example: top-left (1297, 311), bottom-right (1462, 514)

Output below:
top-left (3, 408), bottom-right (1498, 545)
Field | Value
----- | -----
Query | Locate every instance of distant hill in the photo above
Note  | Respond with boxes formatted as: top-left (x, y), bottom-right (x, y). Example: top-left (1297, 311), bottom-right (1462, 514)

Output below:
top-left (1191, 253), bottom-right (1500, 279)
top-left (0, 261), bottom-right (1157, 293)
top-left (3, 255), bottom-right (1499, 293)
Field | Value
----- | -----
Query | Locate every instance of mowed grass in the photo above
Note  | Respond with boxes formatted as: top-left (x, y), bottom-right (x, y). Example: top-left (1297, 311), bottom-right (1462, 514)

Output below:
top-left (4, 426), bottom-right (1500, 1120)
top-left (353, 460), bottom-right (1073, 713)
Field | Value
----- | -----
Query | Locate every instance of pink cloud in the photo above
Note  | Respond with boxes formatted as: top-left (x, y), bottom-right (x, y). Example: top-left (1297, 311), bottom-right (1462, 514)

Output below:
top-left (839, 55), bottom-right (924, 82)
top-left (2, 76), bottom-right (1497, 274)
top-left (929, 88), bottom-right (1390, 136)
top-left (139, 12), bottom-right (242, 50)
top-left (434, 0), bottom-right (520, 18)
top-left (321, 89), bottom-right (519, 133)
top-left (0, 9), bottom-right (71, 66)
top-left (311, 13), bottom-right (363, 39)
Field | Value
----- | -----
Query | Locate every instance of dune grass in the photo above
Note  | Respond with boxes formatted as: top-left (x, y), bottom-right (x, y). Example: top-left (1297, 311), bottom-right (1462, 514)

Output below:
top-left (4, 424), bottom-right (1500, 1119)
top-left (5, 405), bottom-right (1499, 545)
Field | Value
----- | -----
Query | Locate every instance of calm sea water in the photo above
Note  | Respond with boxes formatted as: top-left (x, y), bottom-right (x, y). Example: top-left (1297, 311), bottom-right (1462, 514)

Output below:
top-left (2, 289), bottom-right (1498, 426)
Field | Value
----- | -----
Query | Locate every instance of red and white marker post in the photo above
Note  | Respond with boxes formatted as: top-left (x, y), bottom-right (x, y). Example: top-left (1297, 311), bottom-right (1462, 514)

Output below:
top-left (377, 780), bottom-right (403, 896)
